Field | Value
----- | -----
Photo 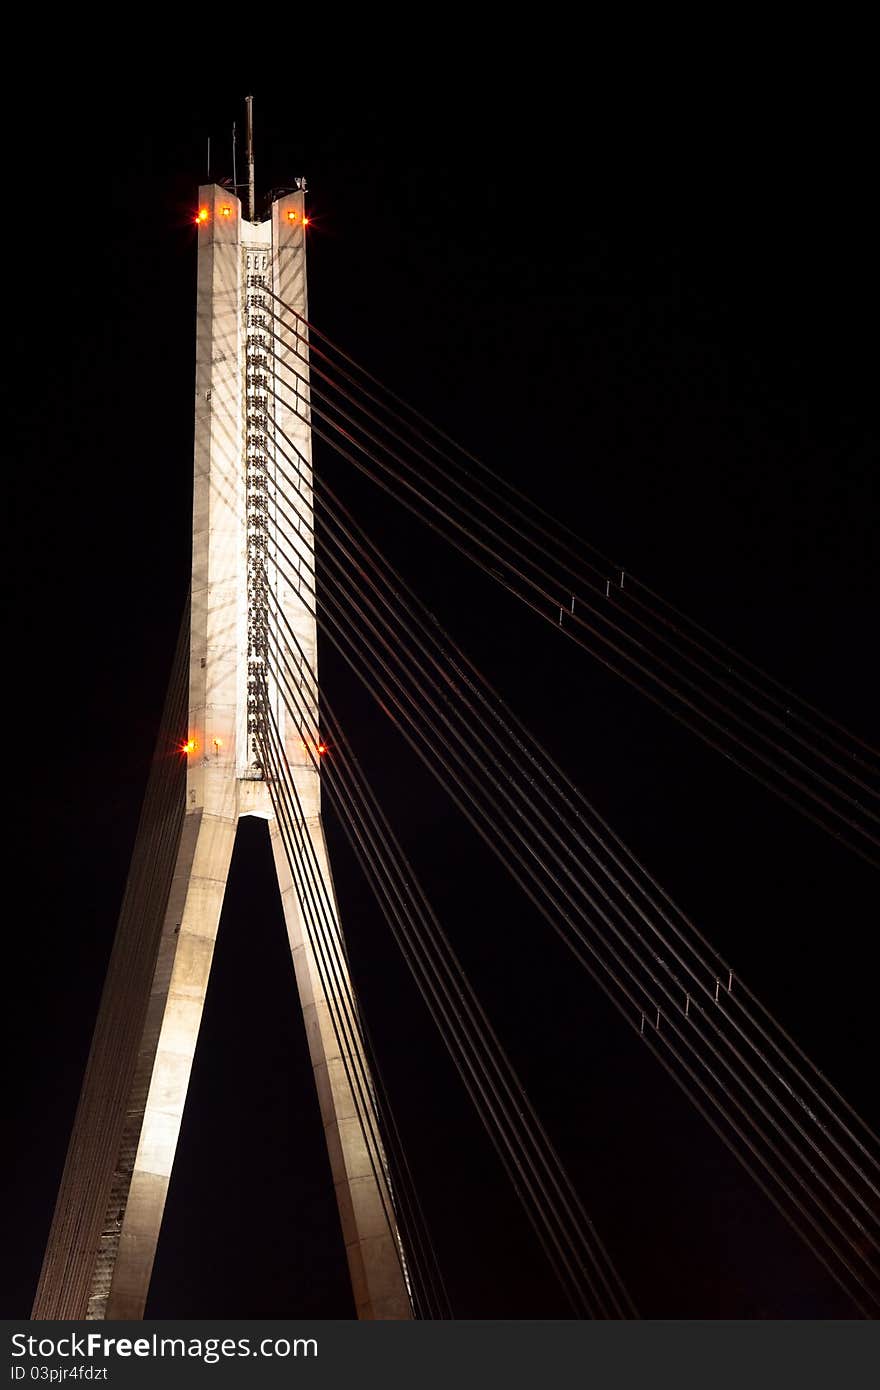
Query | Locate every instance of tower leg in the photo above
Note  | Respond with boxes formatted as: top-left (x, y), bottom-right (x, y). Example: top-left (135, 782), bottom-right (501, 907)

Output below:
top-left (103, 809), bottom-right (237, 1318)
top-left (269, 816), bottom-right (413, 1319)
top-left (32, 608), bottom-right (192, 1321)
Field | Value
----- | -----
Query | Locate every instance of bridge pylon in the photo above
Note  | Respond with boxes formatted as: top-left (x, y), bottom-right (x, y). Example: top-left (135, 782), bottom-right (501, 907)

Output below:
top-left (32, 183), bottom-right (413, 1322)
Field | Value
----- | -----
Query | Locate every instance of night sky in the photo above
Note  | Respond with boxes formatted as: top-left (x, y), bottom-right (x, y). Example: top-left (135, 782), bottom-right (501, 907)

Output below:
top-left (4, 72), bottom-right (878, 1321)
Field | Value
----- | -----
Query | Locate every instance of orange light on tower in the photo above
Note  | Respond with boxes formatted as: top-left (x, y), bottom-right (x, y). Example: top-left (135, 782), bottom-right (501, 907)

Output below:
top-left (181, 738), bottom-right (197, 755)
top-left (220, 205), bottom-right (232, 218)
top-left (195, 207), bottom-right (209, 225)
top-left (316, 740), bottom-right (328, 755)
top-left (287, 209), bottom-right (297, 222)
top-left (302, 216), bottom-right (310, 228)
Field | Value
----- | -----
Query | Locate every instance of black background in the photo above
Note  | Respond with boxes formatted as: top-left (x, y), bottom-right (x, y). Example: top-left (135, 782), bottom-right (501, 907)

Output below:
top-left (3, 60), bottom-right (877, 1321)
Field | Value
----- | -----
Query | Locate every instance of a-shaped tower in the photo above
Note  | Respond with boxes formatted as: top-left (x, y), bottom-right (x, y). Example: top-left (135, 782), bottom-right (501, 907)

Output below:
top-left (32, 183), bottom-right (412, 1321)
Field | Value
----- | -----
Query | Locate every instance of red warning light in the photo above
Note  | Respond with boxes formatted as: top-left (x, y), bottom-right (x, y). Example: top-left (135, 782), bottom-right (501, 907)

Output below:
top-left (302, 216), bottom-right (310, 227)
top-left (220, 205), bottom-right (232, 218)
top-left (316, 741), bottom-right (328, 755)
top-left (181, 738), bottom-right (197, 755)
top-left (287, 210), bottom-right (297, 222)
top-left (195, 208), bottom-right (209, 225)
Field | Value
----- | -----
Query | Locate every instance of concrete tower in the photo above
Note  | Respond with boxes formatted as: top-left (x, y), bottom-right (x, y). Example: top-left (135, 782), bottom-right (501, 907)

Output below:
top-left (32, 184), bottom-right (413, 1322)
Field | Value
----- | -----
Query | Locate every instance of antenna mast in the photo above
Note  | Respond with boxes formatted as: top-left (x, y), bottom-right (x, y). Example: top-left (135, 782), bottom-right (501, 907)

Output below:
top-left (245, 94), bottom-right (255, 220)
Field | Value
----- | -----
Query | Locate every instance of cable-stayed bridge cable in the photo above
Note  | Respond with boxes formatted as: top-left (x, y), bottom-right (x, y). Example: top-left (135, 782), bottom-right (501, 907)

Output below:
top-left (261, 402), bottom-right (880, 1198)
top-left (263, 287), bottom-right (879, 783)
top-left (256, 567), bottom-right (634, 1316)
top-left (251, 433), bottom-right (878, 1312)
top-left (261, 293), bottom-right (880, 869)
top-left (263, 403), bottom-right (880, 1200)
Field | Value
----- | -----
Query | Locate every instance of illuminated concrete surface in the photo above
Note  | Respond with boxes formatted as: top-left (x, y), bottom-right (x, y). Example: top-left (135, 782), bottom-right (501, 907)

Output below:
top-left (33, 185), bottom-right (411, 1322)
